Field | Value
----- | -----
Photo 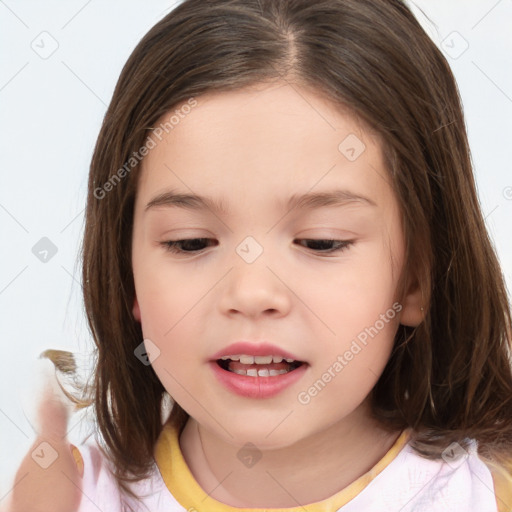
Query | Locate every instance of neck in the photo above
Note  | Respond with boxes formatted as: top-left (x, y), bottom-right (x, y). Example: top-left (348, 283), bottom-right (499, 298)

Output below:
top-left (179, 403), bottom-right (402, 508)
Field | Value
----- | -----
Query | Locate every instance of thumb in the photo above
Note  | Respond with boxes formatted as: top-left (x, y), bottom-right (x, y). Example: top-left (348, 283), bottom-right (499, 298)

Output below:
top-left (22, 355), bottom-right (74, 442)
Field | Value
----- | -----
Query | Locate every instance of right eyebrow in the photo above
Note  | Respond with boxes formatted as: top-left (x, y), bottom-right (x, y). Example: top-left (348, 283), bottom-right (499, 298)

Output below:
top-left (145, 190), bottom-right (229, 214)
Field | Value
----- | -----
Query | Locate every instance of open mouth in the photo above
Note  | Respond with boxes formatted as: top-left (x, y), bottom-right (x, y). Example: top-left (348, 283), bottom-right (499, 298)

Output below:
top-left (216, 356), bottom-right (305, 377)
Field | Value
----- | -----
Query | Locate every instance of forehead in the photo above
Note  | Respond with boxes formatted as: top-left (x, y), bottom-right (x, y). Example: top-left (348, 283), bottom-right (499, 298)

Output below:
top-left (137, 82), bottom-right (393, 212)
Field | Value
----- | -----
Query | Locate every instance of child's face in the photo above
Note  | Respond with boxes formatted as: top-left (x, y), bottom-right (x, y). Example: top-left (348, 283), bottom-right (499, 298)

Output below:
top-left (131, 82), bottom-right (422, 447)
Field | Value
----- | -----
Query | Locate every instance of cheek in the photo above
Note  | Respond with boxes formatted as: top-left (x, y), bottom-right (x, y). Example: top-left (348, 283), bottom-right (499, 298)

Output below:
top-left (313, 243), bottom-right (398, 334)
top-left (135, 275), bottom-right (208, 403)
top-left (305, 317), bottom-right (397, 414)
top-left (304, 243), bottom-right (399, 396)
top-left (132, 259), bottom-right (209, 357)
top-left (133, 257), bottom-right (203, 333)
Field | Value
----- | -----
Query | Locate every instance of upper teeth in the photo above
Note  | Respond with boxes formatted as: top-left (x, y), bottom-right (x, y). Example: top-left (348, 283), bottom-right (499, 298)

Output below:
top-left (219, 355), bottom-right (295, 364)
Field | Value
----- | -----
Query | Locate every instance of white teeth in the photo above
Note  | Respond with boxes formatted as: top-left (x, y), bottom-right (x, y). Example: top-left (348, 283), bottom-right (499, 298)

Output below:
top-left (220, 355), bottom-right (241, 361)
top-left (219, 354), bottom-right (296, 364)
top-left (254, 355), bottom-right (273, 364)
top-left (230, 368), bottom-right (289, 377)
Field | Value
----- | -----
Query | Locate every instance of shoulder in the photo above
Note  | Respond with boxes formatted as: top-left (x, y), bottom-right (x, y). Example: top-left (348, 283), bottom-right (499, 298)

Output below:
top-left (399, 439), bottom-right (510, 512)
top-left (482, 455), bottom-right (512, 512)
top-left (70, 440), bottom-right (124, 512)
top-left (349, 436), bottom-right (507, 512)
top-left (70, 441), bottom-right (183, 512)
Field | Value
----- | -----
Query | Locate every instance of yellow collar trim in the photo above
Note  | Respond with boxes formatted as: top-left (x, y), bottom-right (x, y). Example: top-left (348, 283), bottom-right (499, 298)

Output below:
top-left (154, 421), bottom-right (411, 512)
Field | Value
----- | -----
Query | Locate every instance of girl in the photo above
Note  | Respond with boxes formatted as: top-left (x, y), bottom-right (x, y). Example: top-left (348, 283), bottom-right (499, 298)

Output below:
top-left (8, 0), bottom-right (512, 511)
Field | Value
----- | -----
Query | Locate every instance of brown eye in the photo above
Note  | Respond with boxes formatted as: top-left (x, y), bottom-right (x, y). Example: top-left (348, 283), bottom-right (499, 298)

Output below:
top-left (161, 238), bottom-right (216, 254)
top-left (160, 238), bottom-right (353, 256)
top-left (294, 239), bottom-right (353, 253)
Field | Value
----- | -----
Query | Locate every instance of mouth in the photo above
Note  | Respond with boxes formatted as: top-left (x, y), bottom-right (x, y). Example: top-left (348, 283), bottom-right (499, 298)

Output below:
top-left (216, 355), bottom-right (306, 377)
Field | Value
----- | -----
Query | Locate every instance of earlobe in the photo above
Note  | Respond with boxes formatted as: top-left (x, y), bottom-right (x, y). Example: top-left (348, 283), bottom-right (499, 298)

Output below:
top-left (399, 278), bottom-right (426, 327)
top-left (132, 296), bottom-right (141, 322)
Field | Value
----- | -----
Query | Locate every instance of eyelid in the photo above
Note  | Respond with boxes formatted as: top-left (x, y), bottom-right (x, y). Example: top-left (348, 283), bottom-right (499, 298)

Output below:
top-left (160, 237), bottom-right (355, 256)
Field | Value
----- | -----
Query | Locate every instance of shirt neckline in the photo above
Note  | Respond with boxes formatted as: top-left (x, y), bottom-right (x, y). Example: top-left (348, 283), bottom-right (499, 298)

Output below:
top-left (154, 420), bottom-right (411, 511)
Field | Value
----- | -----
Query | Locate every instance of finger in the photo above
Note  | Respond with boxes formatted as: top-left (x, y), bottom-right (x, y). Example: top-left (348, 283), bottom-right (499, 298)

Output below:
top-left (21, 356), bottom-right (73, 441)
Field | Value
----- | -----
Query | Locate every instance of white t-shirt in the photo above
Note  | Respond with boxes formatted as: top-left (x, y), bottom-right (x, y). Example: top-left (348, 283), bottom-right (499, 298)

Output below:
top-left (71, 421), bottom-right (512, 512)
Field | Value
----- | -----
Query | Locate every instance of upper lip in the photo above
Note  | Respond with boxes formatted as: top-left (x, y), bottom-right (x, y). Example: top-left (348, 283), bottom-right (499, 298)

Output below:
top-left (211, 341), bottom-right (304, 362)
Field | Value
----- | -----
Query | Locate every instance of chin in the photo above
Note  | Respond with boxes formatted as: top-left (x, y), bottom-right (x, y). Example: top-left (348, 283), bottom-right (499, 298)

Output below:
top-left (220, 420), bottom-right (307, 450)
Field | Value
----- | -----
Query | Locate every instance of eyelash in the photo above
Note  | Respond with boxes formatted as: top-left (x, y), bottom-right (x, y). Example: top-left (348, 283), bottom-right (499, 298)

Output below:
top-left (160, 238), bottom-right (354, 255)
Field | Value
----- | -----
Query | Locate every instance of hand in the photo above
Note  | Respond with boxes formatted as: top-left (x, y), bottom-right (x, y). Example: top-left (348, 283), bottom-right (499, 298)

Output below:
top-left (5, 356), bottom-right (83, 512)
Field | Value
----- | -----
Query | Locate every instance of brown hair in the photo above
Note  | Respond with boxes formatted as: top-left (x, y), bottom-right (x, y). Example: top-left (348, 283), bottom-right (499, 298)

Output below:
top-left (46, 0), bottom-right (512, 500)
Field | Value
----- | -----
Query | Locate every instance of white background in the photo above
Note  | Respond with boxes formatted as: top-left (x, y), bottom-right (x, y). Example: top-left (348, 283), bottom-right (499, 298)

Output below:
top-left (0, 0), bottom-right (511, 500)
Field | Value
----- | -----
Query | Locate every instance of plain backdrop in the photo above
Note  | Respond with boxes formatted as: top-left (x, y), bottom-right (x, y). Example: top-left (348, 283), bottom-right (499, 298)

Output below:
top-left (1, 0), bottom-right (511, 499)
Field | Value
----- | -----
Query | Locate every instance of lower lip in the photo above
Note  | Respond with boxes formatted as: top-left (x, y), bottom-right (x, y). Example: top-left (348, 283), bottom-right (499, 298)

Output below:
top-left (209, 361), bottom-right (308, 399)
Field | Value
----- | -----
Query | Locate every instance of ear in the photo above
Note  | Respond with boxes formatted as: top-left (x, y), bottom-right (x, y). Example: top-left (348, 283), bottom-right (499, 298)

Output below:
top-left (132, 295), bottom-right (141, 322)
top-left (399, 274), bottom-right (426, 327)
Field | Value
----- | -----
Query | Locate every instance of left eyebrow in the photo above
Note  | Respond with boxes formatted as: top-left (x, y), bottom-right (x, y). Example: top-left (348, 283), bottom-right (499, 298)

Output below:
top-left (285, 189), bottom-right (377, 211)
top-left (145, 188), bottom-right (377, 215)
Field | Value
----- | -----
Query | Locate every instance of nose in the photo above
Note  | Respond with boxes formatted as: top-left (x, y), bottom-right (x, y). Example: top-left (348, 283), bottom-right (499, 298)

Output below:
top-left (218, 248), bottom-right (292, 319)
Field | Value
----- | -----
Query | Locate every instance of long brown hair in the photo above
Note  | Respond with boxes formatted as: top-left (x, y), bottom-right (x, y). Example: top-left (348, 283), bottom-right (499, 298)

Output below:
top-left (47, 0), bottom-right (512, 500)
